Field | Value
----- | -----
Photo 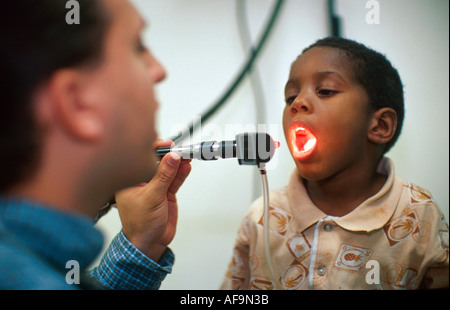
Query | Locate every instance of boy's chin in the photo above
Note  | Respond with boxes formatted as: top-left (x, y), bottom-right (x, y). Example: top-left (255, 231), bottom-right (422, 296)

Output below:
top-left (293, 159), bottom-right (325, 182)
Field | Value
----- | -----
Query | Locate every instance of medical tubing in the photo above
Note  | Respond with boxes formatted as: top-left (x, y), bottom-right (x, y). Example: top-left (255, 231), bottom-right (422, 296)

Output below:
top-left (260, 168), bottom-right (279, 289)
top-left (170, 0), bottom-right (286, 143)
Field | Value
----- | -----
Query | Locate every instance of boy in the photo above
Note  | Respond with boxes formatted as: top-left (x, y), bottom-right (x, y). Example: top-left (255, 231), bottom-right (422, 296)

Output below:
top-left (221, 37), bottom-right (449, 289)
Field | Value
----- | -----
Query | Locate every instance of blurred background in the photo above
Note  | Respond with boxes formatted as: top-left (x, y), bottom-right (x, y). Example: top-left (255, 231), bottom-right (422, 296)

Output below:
top-left (95, 0), bottom-right (449, 289)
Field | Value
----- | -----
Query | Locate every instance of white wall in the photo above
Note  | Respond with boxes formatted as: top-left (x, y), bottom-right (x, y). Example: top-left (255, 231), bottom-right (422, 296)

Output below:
top-left (95, 0), bottom-right (449, 289)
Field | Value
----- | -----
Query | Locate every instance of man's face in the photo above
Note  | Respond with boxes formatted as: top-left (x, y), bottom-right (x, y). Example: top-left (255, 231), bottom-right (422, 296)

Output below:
top-left (86, 0), bottom-right (166, 187)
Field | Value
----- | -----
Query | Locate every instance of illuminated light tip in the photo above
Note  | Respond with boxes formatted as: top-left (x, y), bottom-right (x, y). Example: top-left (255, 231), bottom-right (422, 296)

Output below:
top-left (274, 141), bottom-right (281, 149)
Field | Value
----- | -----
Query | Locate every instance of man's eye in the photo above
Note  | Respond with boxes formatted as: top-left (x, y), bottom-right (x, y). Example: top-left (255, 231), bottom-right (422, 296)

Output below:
top-left (137, 39), bottom-right (148, 53)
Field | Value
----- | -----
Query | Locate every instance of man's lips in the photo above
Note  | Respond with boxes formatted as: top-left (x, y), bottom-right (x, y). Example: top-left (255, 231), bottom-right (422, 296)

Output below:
top-left (290, 123), bottom-right (317, 159)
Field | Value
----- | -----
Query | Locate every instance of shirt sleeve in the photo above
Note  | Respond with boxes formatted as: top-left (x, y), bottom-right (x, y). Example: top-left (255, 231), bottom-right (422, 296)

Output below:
top-left (420, 205), bottom-right (449, 289)
top-left (220, 213), bottom-right (252, 290)
top-left (89, 230), bottom-right (174, 290)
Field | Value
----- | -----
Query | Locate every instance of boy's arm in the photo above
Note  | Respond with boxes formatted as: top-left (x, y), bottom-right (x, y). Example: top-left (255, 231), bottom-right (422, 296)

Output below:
top-left (220, 242), bottom-right (251, 289)
top-left (420, 205), bottom-right (449, 289)
top-left (220, 214), bottom-right (253, 290)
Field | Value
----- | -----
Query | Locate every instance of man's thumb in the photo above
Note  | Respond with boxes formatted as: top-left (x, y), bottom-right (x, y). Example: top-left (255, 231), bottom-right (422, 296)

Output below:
top-left (149, 152), bottom-right (181, 193)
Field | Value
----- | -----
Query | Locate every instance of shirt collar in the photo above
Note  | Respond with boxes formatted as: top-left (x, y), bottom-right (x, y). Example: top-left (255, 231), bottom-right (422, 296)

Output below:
top-left (288, 157), bottom-right (401, 233)
top-left (0, 197), bottom-right (104, 270)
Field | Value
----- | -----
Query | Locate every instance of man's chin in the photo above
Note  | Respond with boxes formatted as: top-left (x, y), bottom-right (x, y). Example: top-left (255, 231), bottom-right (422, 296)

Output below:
top-left (146, 154), bottom-right (159, 180)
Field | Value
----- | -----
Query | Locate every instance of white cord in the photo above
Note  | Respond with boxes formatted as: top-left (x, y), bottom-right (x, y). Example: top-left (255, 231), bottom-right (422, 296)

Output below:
top-left (259, 167), bottom-right (280, 290)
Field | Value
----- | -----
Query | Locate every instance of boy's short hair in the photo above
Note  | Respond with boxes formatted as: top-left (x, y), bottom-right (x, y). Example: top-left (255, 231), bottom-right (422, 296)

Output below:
top-left (302, 37), bottom-right (404, 153)
top-left (0, 0), bottom-right (110, 192)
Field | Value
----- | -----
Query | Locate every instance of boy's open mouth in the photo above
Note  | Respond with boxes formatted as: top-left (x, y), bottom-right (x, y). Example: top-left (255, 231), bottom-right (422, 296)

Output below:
top-left (290, 125), bottom-right (317, 159)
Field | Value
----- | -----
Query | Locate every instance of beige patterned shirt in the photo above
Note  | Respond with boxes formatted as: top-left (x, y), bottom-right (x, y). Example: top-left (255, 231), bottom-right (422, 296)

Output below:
top-left (221, 158), bottom-right (449, 289)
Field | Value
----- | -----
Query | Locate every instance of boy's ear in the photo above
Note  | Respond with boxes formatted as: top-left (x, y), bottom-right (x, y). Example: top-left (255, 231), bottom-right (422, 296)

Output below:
top-left (45, 69), bottom-right (104, 142)
top-left (367, 108), bottom-right (397, 146)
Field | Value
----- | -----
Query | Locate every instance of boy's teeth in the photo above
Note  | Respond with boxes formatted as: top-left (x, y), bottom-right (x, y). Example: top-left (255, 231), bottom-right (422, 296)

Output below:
top-left (296, 128), bottom-right (306, 135)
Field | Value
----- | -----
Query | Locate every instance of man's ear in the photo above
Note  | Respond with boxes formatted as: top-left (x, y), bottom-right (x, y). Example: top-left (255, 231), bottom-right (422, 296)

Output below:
top-left (46, 69), bottom-right (104, 142)
top-left (367, 107), bottom-right (397, 145)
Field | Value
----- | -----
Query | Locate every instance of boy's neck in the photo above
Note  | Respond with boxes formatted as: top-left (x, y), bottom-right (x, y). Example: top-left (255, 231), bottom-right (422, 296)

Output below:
top-left (304, 165), bottom-right (387, 217)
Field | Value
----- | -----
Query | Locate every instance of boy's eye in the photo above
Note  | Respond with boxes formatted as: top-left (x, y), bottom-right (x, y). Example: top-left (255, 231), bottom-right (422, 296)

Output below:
top-left (285, 96), bottom-right (297, 105)
top-left (317, 88), bottom-right (338, 97)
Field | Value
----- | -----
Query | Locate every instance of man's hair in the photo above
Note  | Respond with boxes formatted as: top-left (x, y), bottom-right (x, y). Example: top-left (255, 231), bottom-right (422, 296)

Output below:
top-left (0, 0), bottom-right (110, 192)
top-left (302, 37), bottom-right (404, 153)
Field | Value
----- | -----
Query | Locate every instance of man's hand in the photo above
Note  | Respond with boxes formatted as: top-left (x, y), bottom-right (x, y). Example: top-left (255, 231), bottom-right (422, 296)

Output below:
top-left (115, 140), bottom-right (192, 262)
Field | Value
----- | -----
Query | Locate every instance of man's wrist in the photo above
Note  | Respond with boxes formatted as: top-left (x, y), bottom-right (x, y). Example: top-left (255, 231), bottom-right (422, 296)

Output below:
top-left (121, 230), bottom-right (168, 262)
top-left (91, 231), bottom-right (174, 290)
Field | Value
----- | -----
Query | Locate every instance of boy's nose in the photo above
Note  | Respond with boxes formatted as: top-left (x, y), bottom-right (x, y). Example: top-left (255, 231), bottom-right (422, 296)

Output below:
top-left (290, 95), bottom-right (312, 117)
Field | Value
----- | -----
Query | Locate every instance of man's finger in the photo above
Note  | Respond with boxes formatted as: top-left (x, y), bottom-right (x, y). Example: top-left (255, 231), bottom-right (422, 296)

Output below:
top-left (147, 152), bottom-right (181, 194)
top-left (168, 161), bottom-right (192, 195)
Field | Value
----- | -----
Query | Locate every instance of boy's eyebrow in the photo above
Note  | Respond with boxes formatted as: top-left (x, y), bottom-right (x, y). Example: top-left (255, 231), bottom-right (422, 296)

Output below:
top-left (285, 70), bottom-right (348, 90)
top-left (284, 79), bottom-right (297, 93)
top-left (314, 71), bottom-right (347, 83)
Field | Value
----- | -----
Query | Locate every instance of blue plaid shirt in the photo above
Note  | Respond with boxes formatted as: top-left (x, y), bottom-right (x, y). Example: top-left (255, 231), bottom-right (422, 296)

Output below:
top-left (0, 197), bottom-right (174, 290)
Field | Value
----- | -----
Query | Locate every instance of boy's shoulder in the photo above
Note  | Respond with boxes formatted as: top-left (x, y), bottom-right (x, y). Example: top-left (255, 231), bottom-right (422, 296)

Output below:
top-left (248, 186), bottom-right (290, 213)
top-left (391, 181), bottom-right (448, 229)
top-left (396, 181), bottom-right (443, 213)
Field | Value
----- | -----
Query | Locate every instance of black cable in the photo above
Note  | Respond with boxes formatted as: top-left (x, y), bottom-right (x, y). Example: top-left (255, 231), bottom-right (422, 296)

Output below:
top-left (170, 0), bottom-right (286, 143)
top-left (328, 0), bottom-right (342, 37)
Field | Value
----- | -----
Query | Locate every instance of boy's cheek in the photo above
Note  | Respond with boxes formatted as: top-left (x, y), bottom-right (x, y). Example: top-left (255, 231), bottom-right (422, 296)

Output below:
top-left (282, 109), bottom-right (291, 139)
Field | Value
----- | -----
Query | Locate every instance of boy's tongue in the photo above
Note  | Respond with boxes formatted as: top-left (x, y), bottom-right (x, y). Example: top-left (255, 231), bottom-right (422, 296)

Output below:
top-left (296, 128), bottom-right (315, 152)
